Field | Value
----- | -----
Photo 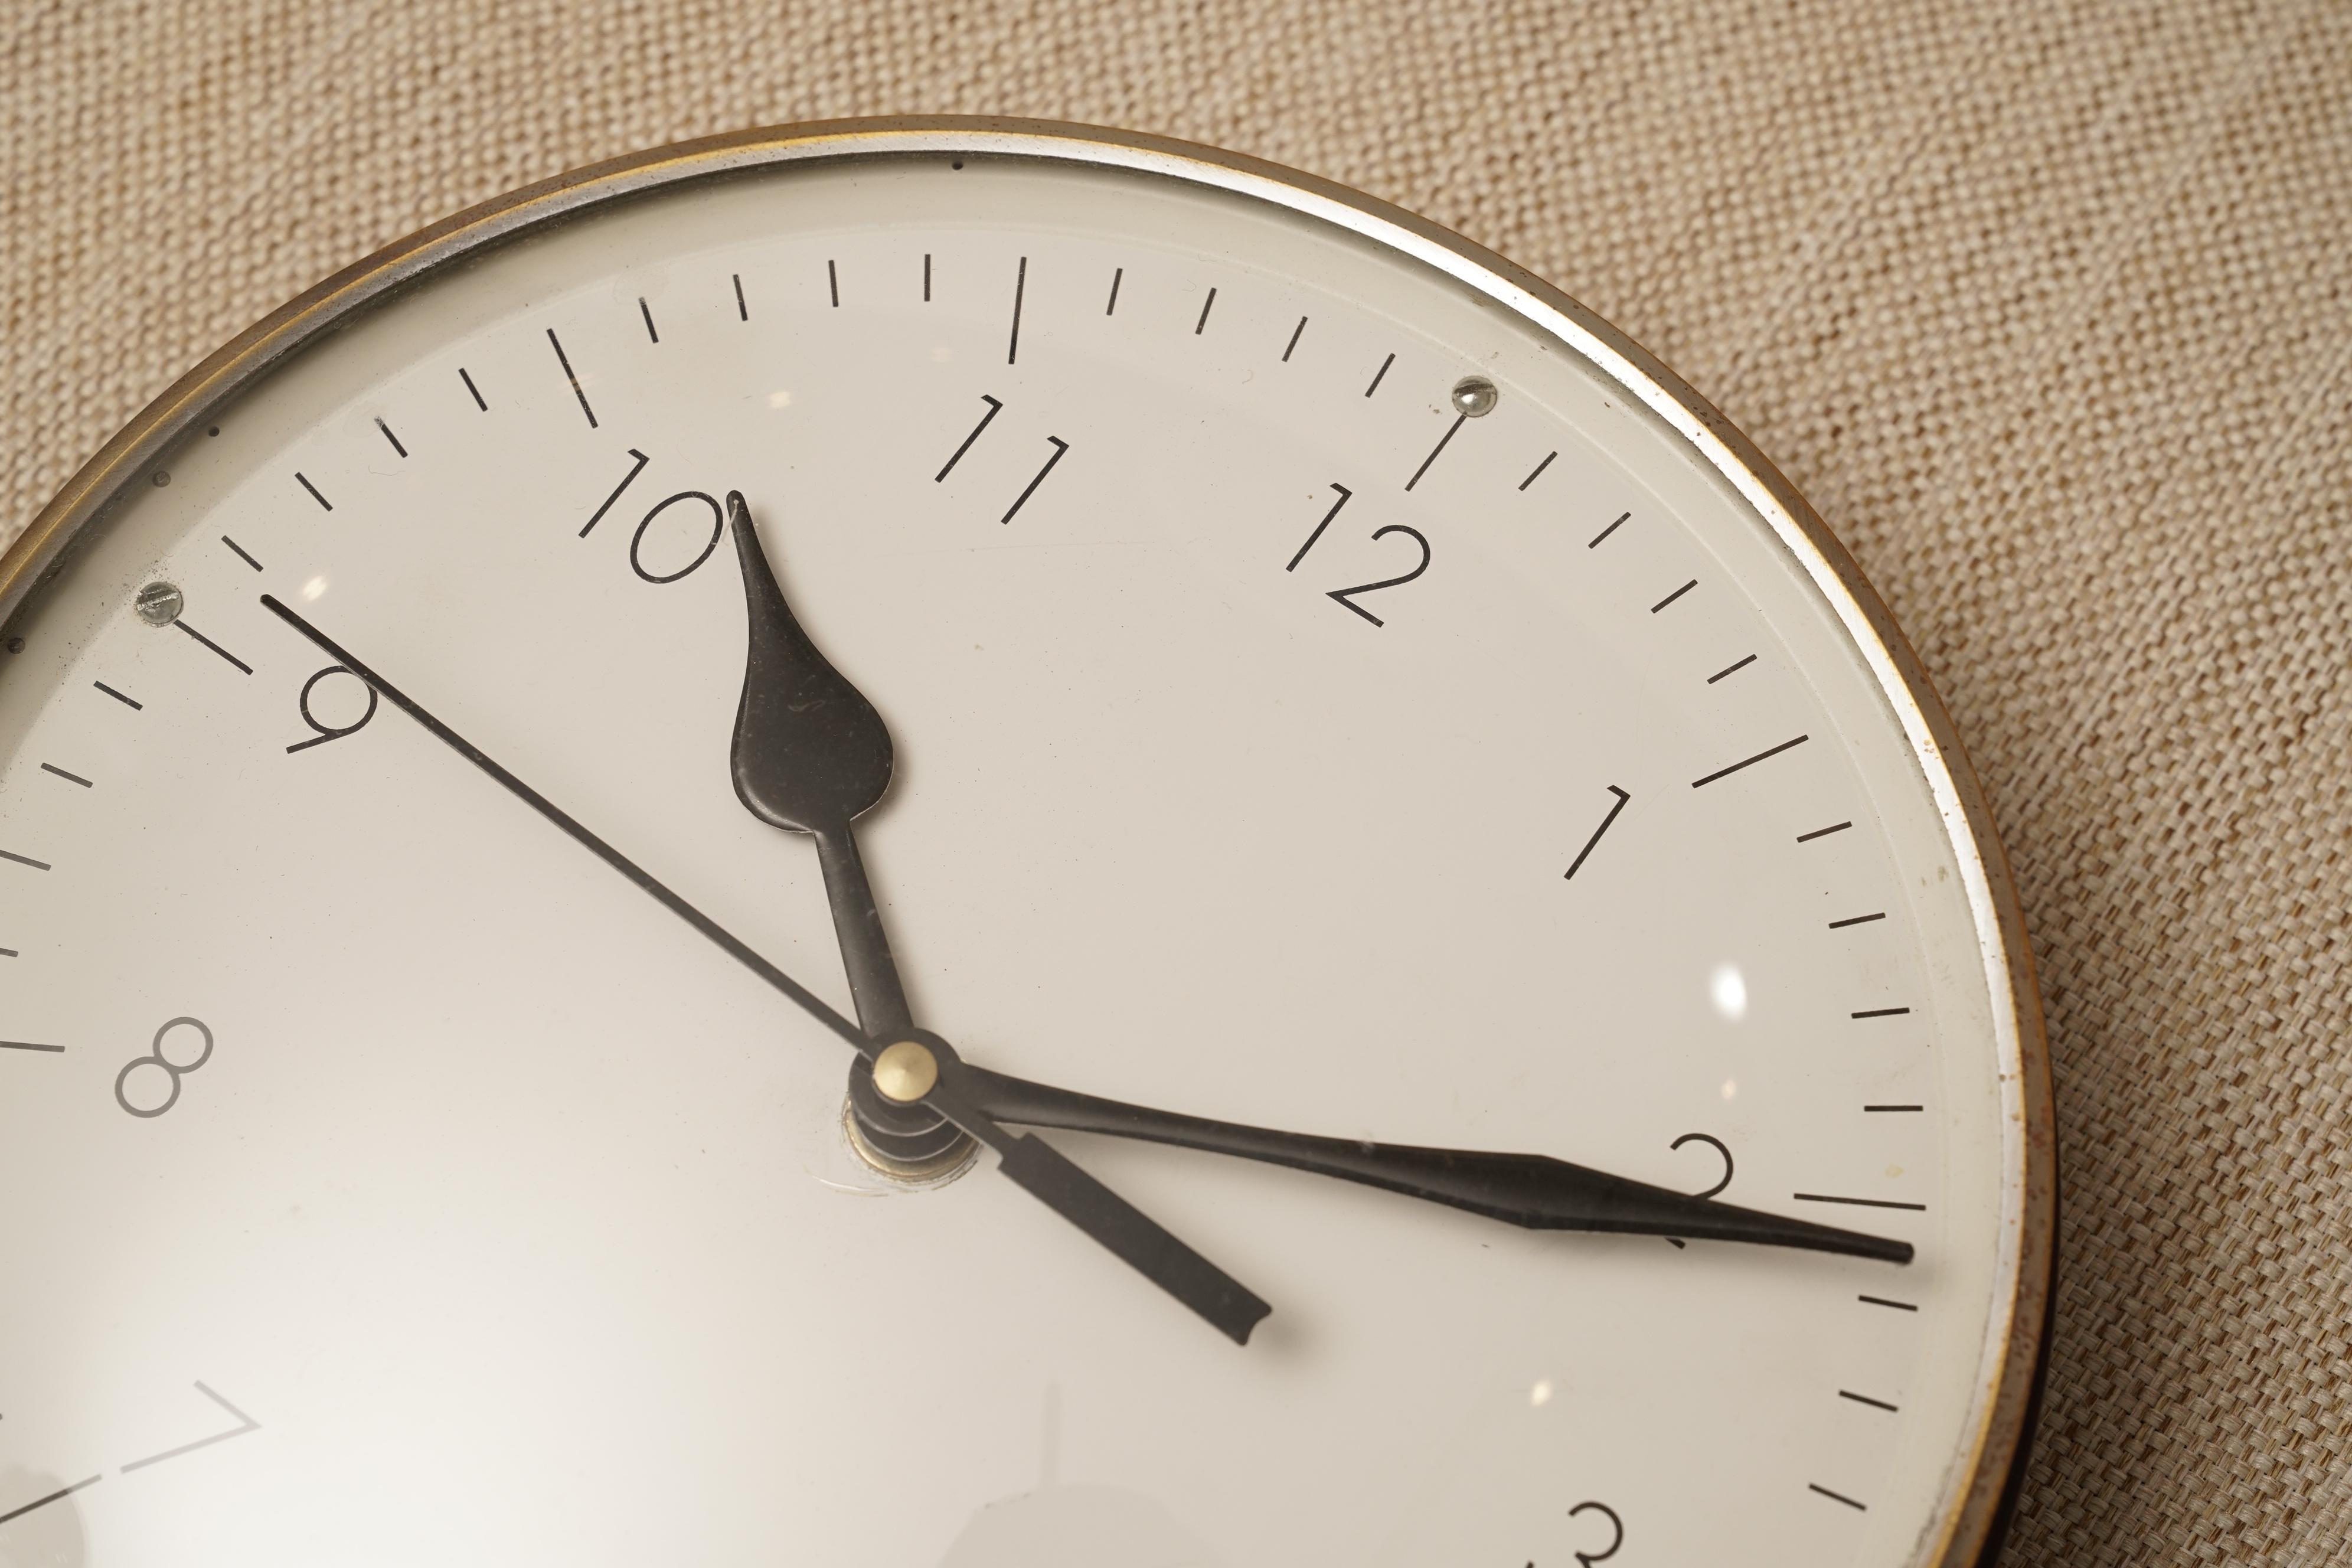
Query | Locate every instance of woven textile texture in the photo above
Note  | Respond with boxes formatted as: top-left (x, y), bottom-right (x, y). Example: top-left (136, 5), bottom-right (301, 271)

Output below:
top-left (5, 1), bottom-right (2348, 1561)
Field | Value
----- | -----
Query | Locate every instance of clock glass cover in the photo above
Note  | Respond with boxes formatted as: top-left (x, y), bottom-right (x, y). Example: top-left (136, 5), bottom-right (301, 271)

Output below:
top-left (0, 123), bottom-right (2050, 1567)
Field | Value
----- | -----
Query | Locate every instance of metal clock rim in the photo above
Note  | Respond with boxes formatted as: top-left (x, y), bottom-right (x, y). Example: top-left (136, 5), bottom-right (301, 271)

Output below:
top-left (0, 115), bottom-right (2055, 1566)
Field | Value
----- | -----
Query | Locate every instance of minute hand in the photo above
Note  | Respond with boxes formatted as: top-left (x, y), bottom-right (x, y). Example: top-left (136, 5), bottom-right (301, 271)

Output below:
top-left (958, 1066), bottom-right (1915, 1264)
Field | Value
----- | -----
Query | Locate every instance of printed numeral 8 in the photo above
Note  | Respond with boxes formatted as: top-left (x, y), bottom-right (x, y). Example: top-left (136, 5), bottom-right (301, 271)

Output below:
top-left (115, 1017), bottom-right (214, 1119)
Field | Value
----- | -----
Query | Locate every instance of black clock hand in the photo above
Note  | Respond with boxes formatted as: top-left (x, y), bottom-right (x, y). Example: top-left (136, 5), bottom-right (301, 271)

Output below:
top-left (950, 1060), bottom-right (1915, 1265)
top-left (260, 590), bottom-right (1272, 1347)
top-left (722, 490), bottom-right (910, 1039)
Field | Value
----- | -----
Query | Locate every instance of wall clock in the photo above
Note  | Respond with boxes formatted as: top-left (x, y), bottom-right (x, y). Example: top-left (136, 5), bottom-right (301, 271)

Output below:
top-left (0, 119), bottom-right (2054, 1566)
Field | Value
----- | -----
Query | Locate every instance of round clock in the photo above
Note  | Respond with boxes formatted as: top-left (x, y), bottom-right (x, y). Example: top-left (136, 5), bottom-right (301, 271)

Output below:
top-left (0, 119), bottom-right (2053, 1566)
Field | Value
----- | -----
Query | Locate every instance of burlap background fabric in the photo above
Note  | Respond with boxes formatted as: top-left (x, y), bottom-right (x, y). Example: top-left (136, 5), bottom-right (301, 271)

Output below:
top-left (6, 2), bottom-right (2347, 1561)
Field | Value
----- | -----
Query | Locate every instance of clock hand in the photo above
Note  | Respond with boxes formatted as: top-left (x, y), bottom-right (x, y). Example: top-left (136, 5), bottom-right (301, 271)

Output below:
top-left (948, 1060), bottom-right (1915, 1265)
top-left (260, 590), bottom-right (1273, 1346)
top-left (721, 491), bottom-right (909, 1039)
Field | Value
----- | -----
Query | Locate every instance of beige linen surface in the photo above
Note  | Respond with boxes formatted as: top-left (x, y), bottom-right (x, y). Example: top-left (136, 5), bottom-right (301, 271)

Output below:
top-left (5, 2), bottom-right (2347, 1562)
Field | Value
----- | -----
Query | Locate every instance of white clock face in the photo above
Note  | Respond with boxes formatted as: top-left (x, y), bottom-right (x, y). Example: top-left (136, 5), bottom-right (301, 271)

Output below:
top-left (0, 129), bottom-right (2043, 1567)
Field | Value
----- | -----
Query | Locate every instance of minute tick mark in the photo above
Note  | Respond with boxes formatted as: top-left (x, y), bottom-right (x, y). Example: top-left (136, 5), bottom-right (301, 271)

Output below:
top-left (1194, 288), bottom-right (1217, 334)
top-left (174, 621), bottom-right (253, 675)
top-left (39, 763), bottom-right (92, 788)
top-left (1105, 266), bottom-right (1122, 316)
top-left (827, 260), bottom-right (840, 308)
top-left (295, 472), bottom-right (332, 511)
top-left (1518, 450), bottom-right (1556, 491)
top-left (0, 1040), bottom-right (66, 1053)
top-left (93, 681), bottom-right (142, 709)
top-left (221, 536), bottom-right (263, 571)
top-left (459, 367), bottom-right (488, 410)
top-left (733, 273), bottom-right (748, 319)
top-left (1838, 1389), bottom-right (1900, 1413)
top-left (1364, 352), bottom-right (1395, 397)
top-left (0, 850), bottom-right (53, 871)
top-left (1860, 1293), bottom-right (1919, 1311)
top-left (1404, 414), bottom-right (1466, 492)
top-left (1830, 912), bottom-right (1887, 929)
top-left (639, 297), bottom-right (659, 342)
top-left (547, 328), bottom-right (597, 428)
top-left (1808, 1483), bottom-right (1867, 1511)
top-left (1589, 509), bottom-right (1631, 547)
top-left (1651, 579), bottom-right (1697, 613)
top-left (1851, 1006), bottom-right (1912, 1019)
top-left (1707, 654), bottom-right (1756, 683)
top-left (1798, 820), bottom-right (1854, 842)
top-left (1864, 1105), bottom-right (1925, 1113)
top-left (1007, 255), bottom-right (1028, 364)
top-left (922, 254), bottom-right (932, 303)
top-left (1282, 315), bottom-right (1306, 361)
top-left (1795, 1192), bottom-right (1926, 1211)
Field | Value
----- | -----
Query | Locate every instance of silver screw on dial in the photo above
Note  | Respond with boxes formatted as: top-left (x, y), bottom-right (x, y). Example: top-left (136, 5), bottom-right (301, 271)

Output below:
top-left (1451, 375), bottom-right (1500, 416)
top-left (135, 581), bottom-right (184, 626)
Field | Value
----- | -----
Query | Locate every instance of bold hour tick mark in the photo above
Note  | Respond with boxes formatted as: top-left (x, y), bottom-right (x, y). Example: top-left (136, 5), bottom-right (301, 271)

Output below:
top-left (1851, 1006), bottom-right (1912, 1019)
top-left (1707, 654), bottom-right (1756, 683)
top-left (221, 536), bottom-right (263, 571)
top-left (1808, 1483), bottom-right (1867, 1511)
top-left (1282, 315), bottom-right (1306, 361)
top-left (1798, 820), bottom-right (1854, 842)
top-left (1518, 450), bottom-right (1556, 491)
top-left (827, 260), bottom-right (840, 308)
top-left (1864, 1104), bottom-right (1925, 1112)
top-left (733, 273), bottom-right (747, 319)
top-left (40, 763), bottom-right (92, 788)
top-left (1364, 352), bottom-right (1395, 397)
top-left (374, 417), bottom-right (407, 458)
top-left (1829, 912), bottom-right (1887, 928)
top-left (0, 850), bottom-right (51, 871)
top-left (1838, 1389), bottom-right (1900, 1413)
top-left (1690, 734), bottom-right (1808, 788)
top-left (1859, 1294), bottom-right (1919, 1311)
top-left (547, 329), bottom-right (596, 428)
top-left (174, 621), bottom-right (253, 675)
top-left (639, 298), bottom-right (659, 342)
top-left (1, 1040), bottom-right (66, 1053)
top-left (93, 681), bottom-right (142, 710)
top-left (295, 472), bottom-right (332, 511)
top-left (1105, 266), bottom-right (1122, 316)
top-left (1589, 509), bottom-right (1631, 547)
top-left (459, 367), bottom-right (488, 409)
top-left (1194, 288), bottom-right (1217, 334)
top-left (922, 254), bottom-right (931, 302)
top-left (1404, 414), bottom-right (1466, 492)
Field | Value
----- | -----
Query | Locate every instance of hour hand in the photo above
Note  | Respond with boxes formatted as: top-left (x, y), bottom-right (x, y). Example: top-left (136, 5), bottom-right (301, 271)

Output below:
top-left (725, 491), bottom-right (910, 1038)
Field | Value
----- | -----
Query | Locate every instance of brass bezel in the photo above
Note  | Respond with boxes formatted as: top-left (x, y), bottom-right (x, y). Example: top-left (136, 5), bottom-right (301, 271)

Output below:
top-left (0, 117), bottom-right (2054, 1566)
